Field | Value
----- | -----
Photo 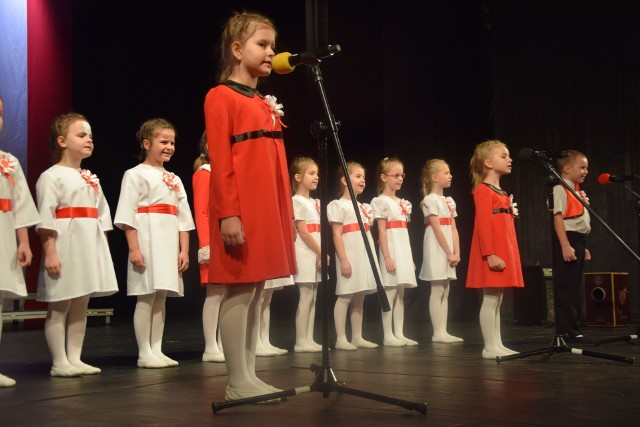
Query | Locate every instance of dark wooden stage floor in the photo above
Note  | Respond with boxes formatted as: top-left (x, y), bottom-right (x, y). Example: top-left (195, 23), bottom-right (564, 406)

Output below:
top-left (1, 314), bottom-right (639, 426)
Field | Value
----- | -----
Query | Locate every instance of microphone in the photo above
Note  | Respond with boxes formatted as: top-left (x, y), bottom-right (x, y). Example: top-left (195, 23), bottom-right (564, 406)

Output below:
top-left (518, 147), bottom-right (570, 161)
top-left (597, 173), bottom-right (640, 185)
top-left (272, 45), bottom-right (341, 74)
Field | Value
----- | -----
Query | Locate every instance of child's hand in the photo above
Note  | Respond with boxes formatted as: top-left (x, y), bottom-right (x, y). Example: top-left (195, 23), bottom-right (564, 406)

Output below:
top-left (447, 253), bottom-right (458, 267)
top-left (220, 216), bottom-right (245, 246)
top-left (17, 244), bottom-right (33, 267)
top-left (130, 248), bottom-right (145, 269)
top-left (178, 251), bottom-right (189, 272)
top-left (44, 253), bottom-right (61, 277)
top-left (486, 254), bottom-right (505, 271)
top-left (561, 245), bottom-right (576, 262)
top-left (384, 256), bottom-right (396, 273)
top-left (340, 259), bottom-right (352, 278)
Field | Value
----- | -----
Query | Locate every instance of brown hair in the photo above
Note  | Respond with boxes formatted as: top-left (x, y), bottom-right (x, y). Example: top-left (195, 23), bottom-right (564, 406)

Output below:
top-left (217, 11), bottom-right (276, 83)
top-left (193, 130), bottom-right (209, 171)
top-left (336, 161), bottom-right (365, 198)
top-left (469, 139), bottom-right (506, 190)
top-left (136, 118), bottom-right (176, 162)
top-left (289, 156), bottom-right (318, 194)
top-left (556, 149), bottom-right (586, 171)
top-left (50, 112), bottom-right (88, 164)
top-left (420, 158), bottom-right (448, 197)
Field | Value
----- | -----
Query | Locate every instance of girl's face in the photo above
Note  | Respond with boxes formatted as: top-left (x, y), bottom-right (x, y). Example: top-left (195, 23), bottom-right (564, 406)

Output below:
top-left (432, 163), bottom-right (452, 189)
top-left (60, 120), bottom-right (93, 163)
top-left (297, 164), bottom-right (319, 192)
top-left (346, 167), bottom-right (366, 196)
top-left (234, 23), bottom-right (276, 79)
top-left (485, 145), bottom-right (512, 175)
top-left (382, 162), bottom-right (405, 192)
top-left (564, 156), bottom-right (589, 184)
top-left (144, 128), bottom-right (175, 167)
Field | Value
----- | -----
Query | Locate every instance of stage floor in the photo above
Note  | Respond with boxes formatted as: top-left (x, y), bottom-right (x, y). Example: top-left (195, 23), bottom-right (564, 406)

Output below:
top-left (1, 315), bottom-right (639, 426)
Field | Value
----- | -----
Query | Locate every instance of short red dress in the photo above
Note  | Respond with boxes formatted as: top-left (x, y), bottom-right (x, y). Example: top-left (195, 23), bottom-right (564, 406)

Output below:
top-left (204, 81), bottom-right (296, 284)
top-left (466, 183), bottom-right (524, 288)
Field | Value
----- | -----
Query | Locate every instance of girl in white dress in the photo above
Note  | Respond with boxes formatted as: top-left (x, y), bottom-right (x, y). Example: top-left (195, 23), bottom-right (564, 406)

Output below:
top-left (328, 162), bottom-right (380, 350)
top-left (0, 95), bottom-right (40, 387)
top-left (291, 157), bottom-right (322, 353)
top-left (371, 157), bottom-right (418, 347)
top-left (257, 276), bottom-right (294, 356)
top-left (114, 118), bottom-right (195, 368)
top-left (36, 113), bottom-right (119, 377)
top-left (418, 159), bottom-right (462, 343)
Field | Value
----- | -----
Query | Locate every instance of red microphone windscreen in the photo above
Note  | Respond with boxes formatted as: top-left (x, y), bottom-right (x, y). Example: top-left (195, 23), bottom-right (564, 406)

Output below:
top-left (598, 173), bottom-right (611, 185)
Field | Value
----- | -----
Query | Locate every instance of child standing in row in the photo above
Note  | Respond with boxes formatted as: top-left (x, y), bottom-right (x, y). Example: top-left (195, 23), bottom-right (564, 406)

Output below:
top-left (258, 277), bottom-right (293, 356)
top-left (466, 140), bottom-right (523, 359)
top-left (291, 156), bottom-right (322, 353)
top-left (328, 162), bottom-right (380, 350)
top-left (0, 95), bottom-right (40, 387)
top-left (371, 157), bottom-right (418, 347)
top-left (114, 118), bottom-right (194, 369)
top-left (192, 131), bottom-right (226, 363)
top-left (204, 11), bottom-right (296, 401)
top-left (36, 113), bottom-right (118, 377)
top-left (419, 159), bottom-right (463, 343)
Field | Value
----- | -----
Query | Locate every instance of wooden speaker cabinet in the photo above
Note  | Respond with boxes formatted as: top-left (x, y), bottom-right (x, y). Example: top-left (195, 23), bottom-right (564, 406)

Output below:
top-left (584, 272), bottom-right (631, 327)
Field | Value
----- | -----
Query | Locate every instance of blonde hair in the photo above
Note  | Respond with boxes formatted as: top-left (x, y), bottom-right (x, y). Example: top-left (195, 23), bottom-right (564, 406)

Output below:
top-left (50, 112), bottom-right (88, 164)
top-left (136, 118), bottom-right (176, 162)
top-left (217, 11), bottom-right (276, 83)
top-left (336, 161), bottom-right (364, 198)
top-left (556, 149), bottom-right (586, 171)
top-left (375, 157), bottom-right (403, 194)
top-left (420, 158), bottom-right (448, 197)
top-left (289, 156), bottom-right (318, 193)
top-left (469, 139), bottom-right (506, 190)
top-left (193, 130), bottom-right (209, 171)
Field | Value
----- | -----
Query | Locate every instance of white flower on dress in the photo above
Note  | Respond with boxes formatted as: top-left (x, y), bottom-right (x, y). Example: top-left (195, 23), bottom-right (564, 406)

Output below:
top-left (360, 203), bottom-right (373, 224)
top-left (399, 198), bottom-right (412, 218)
top-left (79, 169), bottom-right (100, 194)
top-left (162, 171), bottom-right (181, 191)
top-left (0, 154), bottom-right (16, 186)
top-left (445, 197), bottom-right (456, 215)
top-left (264, 94), bottom-right (287, 128)
top-left (509, 194), bottom-right (519, 218)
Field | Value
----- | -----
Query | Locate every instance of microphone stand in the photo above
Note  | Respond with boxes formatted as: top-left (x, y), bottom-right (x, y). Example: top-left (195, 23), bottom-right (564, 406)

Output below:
top-left (594, 184), bottom-right (640, 345)
top-left (212, 57), bottom-right (426, 414)
top-left (496, 158), bottom-right (635, 364)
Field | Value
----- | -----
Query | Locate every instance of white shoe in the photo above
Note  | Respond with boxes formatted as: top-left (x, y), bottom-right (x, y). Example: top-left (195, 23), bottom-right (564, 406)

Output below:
top-left (256, 343), bottom-right (277, 357)
top-left (71, 362), bottom-right (101, 375)
top-left (137, 357), bottom-right (169, 368)
top-left (335, 340), bottom-right (357, 351)
top-left (0, 373), bottom-right (17, 387)
top-left (351, 338), bottom-right (379, 349)
top-left (383, 337), bottom-right (407, 347)
top-left (498, 346), bottom-right (518, 356)
top-left (294, 340), bottom-right (321, 353)
top-left (445, 334), bottom-right (464, 343)
top-left (401, 337), bottom-right (419, 346)
top-left (156, 355), bottom-right (179, 367)
top-left (266, 343), bottom-right (288, 355)
top-left (225, 385), bottom-right (280, 403)
top-left (50, 366), bottom-right (83, 377)
top-left (310, 341), bottom-right (323, 351)
top-left (202, 350), bottom-right (225, 362)
top-left (481, 349), bottom-right (500, 360)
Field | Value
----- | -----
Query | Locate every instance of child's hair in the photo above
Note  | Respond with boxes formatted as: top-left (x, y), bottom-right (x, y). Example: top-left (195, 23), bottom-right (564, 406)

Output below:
top-left (193, 130), bottom-right (209, 171)
top-left (289, 156), bottom-right (318, 194)
top-left (420, 158), bottom-right (448, 197)
top-left (50, 112), bottom-right (88, 164)
top-left (556, 149), bottom-right (586, 170)
top-left (375, 157), bottom-right (403, 194)
top-left (469, 139), bottom-right (506, 190)
top-left (217, 10), bottom-right (277, 83)
top-left (136, 118), bottom-right (176, 162)
top-left (336, 161), bottom-right (364, 198)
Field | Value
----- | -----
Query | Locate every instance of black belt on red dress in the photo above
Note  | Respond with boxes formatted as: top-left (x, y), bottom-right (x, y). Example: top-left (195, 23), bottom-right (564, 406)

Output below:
top-left (492, 208), bottom-right (511, 214)
top-left (231, 130), bottom-right (283, 144)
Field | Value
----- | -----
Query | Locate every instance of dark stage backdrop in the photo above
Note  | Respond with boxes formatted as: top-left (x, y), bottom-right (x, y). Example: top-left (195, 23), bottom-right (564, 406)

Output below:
top-left (63, 1), bottom-right (639, 327)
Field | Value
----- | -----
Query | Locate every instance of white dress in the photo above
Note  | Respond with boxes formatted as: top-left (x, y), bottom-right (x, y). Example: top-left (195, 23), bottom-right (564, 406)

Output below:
top-left (114, 164), bottom-right (195, 296)
top-left (370, 195), bottom-right (417, 288)
top-left (264, 275), bottom-right (295, 290)
top-left (292, 194), bottom-right (321, 284)
top-left (327, 198), bottom-right (379, 296)
top-left (35, 165), bottom-right (118, 301)
top-left (419, 194), bottom-right (457, 281)
top-left (0, 151), bottom-right (40, 298)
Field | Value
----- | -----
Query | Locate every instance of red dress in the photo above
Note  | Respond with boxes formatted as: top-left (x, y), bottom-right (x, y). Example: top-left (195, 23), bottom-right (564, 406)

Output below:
top-left (192, 165), bottom-right (210, 285)
top-left (204, 81), bottom-right (296, 284)
top-left (466, 183), bottom-right (524, 288)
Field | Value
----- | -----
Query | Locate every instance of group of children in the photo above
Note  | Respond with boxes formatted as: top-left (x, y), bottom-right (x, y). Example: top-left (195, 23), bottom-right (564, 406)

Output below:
top-left (1, 10), bottom-right (593, 404)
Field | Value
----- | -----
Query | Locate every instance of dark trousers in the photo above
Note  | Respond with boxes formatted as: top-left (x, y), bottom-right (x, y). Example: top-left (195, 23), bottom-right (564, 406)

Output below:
top-left (551, 231), bottom-right (587, 335)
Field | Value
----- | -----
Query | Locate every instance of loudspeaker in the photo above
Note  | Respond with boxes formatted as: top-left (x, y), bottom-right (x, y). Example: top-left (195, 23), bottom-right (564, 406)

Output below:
top-left (513, 265), bottom-right (547, 325)
top-left (584, 272), bottom-right (631, 327)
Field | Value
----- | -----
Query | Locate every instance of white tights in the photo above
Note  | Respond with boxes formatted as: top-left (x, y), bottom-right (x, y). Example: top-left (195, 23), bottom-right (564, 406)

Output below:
top-left (381, 286), bottom-right (408, 341)
top-left (45, 295), bottom-right (92, 370)
top-left (334, 291), bottom-right (365, 343)
top-left (479, 288), bottom-right (515, 356)
top-left (0, 294), bottom-right (16, 387)
top-left (203, 284), bottom-right (226, 355)
top-left (295, 282), bottom-right (318, 345)
top-left (134, 290), bottom-right (170, 362)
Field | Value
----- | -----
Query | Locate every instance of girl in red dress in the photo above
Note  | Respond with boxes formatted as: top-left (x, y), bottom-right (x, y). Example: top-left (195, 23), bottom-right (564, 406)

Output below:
top-left (466, 140), bottom-right (524, 359)
top-left (204, 11), bottom-right (296, 402)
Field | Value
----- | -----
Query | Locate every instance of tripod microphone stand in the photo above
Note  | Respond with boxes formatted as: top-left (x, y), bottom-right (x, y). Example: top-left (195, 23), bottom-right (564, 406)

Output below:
top-left (497, 155), bottom-right (635, 364)
top-left (594, 185), bottom-right (640, 345)
top-left (212, 51), bottom-right (427, 414)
